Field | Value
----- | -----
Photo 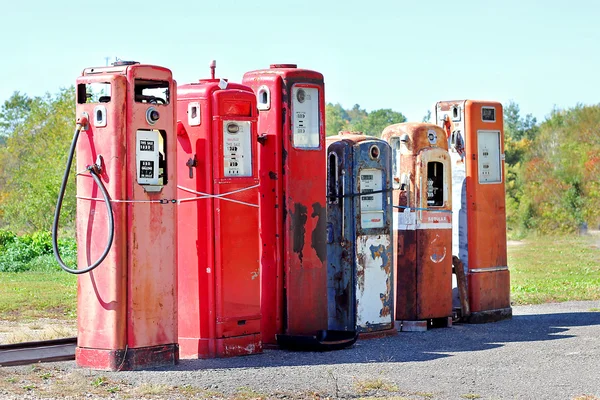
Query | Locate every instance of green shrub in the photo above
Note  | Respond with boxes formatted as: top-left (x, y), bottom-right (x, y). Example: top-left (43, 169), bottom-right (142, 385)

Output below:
top-left (0, 230), bottom-right (76, 272)
top-left (0, 229), bottom-right (16, 249)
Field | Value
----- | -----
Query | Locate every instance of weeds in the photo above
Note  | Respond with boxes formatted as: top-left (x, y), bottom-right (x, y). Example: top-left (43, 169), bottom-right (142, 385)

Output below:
top-left (354, 378), bottom-right (399, 394)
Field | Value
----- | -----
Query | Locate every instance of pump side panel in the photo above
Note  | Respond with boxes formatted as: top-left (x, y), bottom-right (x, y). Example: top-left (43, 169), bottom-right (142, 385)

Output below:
top-left (126, 67), bottom-right (178, 348)
top-left (325, 141), bottom-right (355, 331)
top-left (76, 75), bottom-right (128, 350)
top-left (176, 90), bottom-right (214, 357)
top-left (283, 80), bottom-right (328, 336)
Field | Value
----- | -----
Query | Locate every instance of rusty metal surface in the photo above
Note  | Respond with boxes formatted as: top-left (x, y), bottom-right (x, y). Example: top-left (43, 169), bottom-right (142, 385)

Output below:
top-left (75, 65), bottom-right (178, 370)
top-left (434, 101), bottom-right (511, 316)
top-left (452, 255), bottom-right (470, 318)
top-left (243, 66), bottom-right (328, 340)
top-left (382, 123), bottom-right (453, 321)
top-left (326, 134), bottom-right (394, 333)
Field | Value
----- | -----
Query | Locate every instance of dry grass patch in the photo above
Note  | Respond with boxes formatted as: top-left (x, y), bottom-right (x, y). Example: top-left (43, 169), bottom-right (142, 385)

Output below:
top-left (461, 394), bottom-right (482, 399)
top-left (354, 378), bottom-right (399, 394)
top-left (573, 396), bottom-right (600, 400)
top-left (414, 392), bottom-right (435, 398)
top-left (3, 325), bottom-right (75, 344)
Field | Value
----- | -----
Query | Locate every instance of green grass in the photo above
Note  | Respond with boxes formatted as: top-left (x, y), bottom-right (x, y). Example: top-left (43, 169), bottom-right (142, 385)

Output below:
top-left (0, 234), bottom-right (598, 322)
top-left (0, 271), bottom-right (77, 320)
top-left (509, 234), bottom-right (600, 305)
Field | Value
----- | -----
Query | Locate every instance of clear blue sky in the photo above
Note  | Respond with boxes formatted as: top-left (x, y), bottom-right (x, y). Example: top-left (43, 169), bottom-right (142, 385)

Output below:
top-left (1, 0), bottom-right (598, 122)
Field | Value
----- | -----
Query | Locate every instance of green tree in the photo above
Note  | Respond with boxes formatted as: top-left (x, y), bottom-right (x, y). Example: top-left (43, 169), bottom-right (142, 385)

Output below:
top-left (346, 104), bottom-right (367, 122)
top-left (351, 108), bottom-right (407, 137)
top-left (0, 87), bottom-right (76, 233)
top-left (325, 103), bottom-right (351, 136)
top-left (0, 92), bottom-right (33, 145)
top-left (520, 104), bottom-right (600, 233)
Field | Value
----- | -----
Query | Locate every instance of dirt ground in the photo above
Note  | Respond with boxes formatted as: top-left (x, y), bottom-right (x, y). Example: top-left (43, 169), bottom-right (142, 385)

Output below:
top-left (0, 319), bottom-right (76, 345)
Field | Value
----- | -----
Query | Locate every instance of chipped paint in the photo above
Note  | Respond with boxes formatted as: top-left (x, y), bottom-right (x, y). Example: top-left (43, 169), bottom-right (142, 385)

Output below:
top-left (429, 234), bottom-right (447, 263)
top-left (326, 135), bottom-right (393, 333)
top-left (290, 202), bottom-right (307, 263)
top-left (311, 202), bottom-right (327, 263)
top-left (355, 235), bottom-right (392, 330)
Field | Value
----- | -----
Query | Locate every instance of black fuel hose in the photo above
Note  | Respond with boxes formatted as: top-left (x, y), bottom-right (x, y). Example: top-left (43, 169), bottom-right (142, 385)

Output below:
top-left (52, 120), bottom-right (114, 274)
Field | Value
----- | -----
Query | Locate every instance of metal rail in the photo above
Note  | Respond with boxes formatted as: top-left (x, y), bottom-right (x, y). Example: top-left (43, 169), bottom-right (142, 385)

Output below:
top-left (0, 337), bottom-right (76, 367)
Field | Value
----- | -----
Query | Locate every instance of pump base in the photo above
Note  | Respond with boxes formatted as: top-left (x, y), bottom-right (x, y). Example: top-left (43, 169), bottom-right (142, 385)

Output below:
top-left (75, 344), bottom-right (178, 371)
top-left (395, 317), bottom-right (453, 332)
top-left (179, 334), bottom-right (262, 359)
top-left (465, 307), bottom-right (513, 324)
top-left (358, 326), bottom-right (397, 340)
top-left (276, 330), bottom-right (358, 351)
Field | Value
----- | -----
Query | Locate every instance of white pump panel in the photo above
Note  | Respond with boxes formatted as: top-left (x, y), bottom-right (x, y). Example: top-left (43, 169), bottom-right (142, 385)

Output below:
top-left (477, 130), bottom-right (502, 184)
top-left (360, 168), bottom-right (384, 229)
top-left (136, 130), bottom-right (160, 185)
top-left (291, 85), bottom-right (320, 149)
top-left (223, 120), bottom-right (252, 177)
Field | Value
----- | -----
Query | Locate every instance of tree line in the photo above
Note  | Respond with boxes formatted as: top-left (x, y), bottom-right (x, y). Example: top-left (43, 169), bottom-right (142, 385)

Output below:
top-left (0, 88), bottom-right (598, 237)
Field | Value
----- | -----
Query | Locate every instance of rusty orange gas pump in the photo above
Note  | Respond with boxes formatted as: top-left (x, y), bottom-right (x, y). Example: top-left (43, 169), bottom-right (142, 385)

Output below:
top-left (52, 62), bottom-right (178, 370)
top-left (176, 62), bottom-right (262, 358)
top-left (433, 100), bottom-right (512, 322)
top-left (243, 64), bottom-right (356, 350)
top-left (382, 123), bottom-right (453, 331)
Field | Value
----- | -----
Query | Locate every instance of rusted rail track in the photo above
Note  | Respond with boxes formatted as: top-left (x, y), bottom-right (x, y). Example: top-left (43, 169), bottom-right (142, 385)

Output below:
top-left (0, 337), bottom-right (76, 367)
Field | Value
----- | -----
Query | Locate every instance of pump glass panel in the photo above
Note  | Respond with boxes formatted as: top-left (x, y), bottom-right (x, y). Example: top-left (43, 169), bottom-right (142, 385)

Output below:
top-left (136, 129), bottom-right (167, 186)
top-left (134, 79), bottom-right (170, 105)
top-left (291, 85), bottom-right (320, 149)
top-left (360, 168), bottom-right (384, 229)
top-left (77, 82), bottom-right (111, 104)
top-left (426, 161), bottom-right (444, 206)
top-left (477, 130), bottom-right (502, 183)
top-left (328, 153), bottom-right (339, 204)
top-left (223, 121), bottom-right (252, 177)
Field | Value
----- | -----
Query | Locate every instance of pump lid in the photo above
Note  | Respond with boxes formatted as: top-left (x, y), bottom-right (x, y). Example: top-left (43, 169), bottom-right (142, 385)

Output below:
top-left (270, 64), bottom-right (297, 69)
top-left (112, 60), bottom-right (139, 66)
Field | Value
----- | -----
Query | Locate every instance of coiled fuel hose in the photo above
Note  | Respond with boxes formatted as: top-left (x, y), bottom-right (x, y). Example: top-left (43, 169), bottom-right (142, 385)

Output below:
top-left (52, 116), bottom-right (114, 274)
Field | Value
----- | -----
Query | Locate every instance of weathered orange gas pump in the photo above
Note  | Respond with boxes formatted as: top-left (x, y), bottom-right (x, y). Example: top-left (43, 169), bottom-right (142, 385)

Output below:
top-left (52, 62), bottom-right (178, 370)
top-left (243, 64), bottom-right (356, 350)
top-left (382, 123), bottom-right (453, 331)
top-left (176, 62), bottom-right (262, 358)
top-left (433, 100), bottom-right (512, 322)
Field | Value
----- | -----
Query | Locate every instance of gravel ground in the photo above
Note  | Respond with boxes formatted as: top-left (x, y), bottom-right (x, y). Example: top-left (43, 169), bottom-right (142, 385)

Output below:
top-left (2, 301), bottom-right (600, 399)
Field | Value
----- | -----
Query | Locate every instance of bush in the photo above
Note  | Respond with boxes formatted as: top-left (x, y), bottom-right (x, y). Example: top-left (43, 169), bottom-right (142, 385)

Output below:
top-left (0, 230), bottom-right (76, 272)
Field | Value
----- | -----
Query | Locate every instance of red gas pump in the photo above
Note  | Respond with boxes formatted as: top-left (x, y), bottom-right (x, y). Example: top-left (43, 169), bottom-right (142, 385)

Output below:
top-left (243, 65), bottom-right (356, 349)
top-left (176, 62), bottom-right (262, 358)
top-left (52, 62), bottom-right (178, 370)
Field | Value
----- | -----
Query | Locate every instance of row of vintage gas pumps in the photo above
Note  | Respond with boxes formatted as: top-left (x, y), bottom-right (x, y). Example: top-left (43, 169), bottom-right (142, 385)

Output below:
top-left (51, 61), bottom-right (512, 371)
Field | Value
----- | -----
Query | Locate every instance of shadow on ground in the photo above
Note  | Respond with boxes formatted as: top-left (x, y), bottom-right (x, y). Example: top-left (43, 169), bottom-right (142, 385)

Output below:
top-left (168, 311), bottom-right (600, 371)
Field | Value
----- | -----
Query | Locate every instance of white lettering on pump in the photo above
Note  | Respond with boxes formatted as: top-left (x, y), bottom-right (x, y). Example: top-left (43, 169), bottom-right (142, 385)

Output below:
top-left (223, 120), bottom-right (252, 177)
